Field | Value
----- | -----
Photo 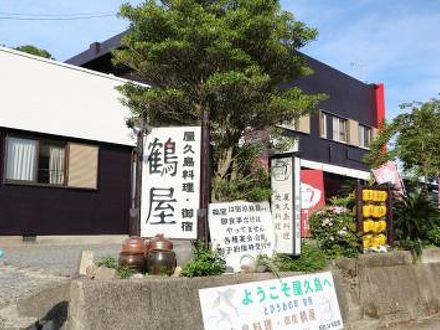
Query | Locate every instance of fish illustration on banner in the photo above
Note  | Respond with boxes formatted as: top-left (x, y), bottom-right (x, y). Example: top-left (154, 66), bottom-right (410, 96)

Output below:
top-left (300, 169), bottom-right (325, 237)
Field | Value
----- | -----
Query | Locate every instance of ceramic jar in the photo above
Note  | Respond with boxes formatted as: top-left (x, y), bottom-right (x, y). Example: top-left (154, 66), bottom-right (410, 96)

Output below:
top-left (145, 234), bottom-right (174, 252)
top-left (118, 252), bottom-right (145, 272)
top-left (119, 236), bottom-right (146, 272)
top-left (145, 250), bottom-right (177, 276)
top-left (145, 234), bottom-right (176, 275)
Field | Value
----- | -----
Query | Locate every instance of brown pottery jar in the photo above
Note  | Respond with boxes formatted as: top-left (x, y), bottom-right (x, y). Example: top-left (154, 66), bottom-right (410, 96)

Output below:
top-left (145, 234), bottom-right (174, 252)
top-left (121, 236), bottom-right (146, 254)
top-left (118, 252), bottom-right (145, 272)
top-left (145, 250), bottom-right (177, 276)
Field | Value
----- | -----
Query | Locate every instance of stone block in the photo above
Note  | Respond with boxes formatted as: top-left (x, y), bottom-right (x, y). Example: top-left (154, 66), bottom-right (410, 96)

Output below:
top-left (420, 247), bottom-right (440, 264)
top-left (77, 251), bottom-right (94, 276)
top-left (94, 266), bottom-right (117, 280)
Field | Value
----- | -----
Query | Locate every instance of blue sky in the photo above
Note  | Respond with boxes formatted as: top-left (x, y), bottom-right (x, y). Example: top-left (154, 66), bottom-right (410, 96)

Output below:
top-left (2, 0), bottom-right (439, 119)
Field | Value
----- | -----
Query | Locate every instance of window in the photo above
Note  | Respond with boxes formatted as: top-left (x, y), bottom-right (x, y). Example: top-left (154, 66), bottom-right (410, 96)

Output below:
top-left (358, 125), bottom-right (372, 148)
top-left (5, 136), bottom-right (98, 189)
top-left (332, 116), bottom-right (347, 143)
top-left (279, 115), bottom-right (310, 134)
top-left (320, 112), bottom-right (328, 138)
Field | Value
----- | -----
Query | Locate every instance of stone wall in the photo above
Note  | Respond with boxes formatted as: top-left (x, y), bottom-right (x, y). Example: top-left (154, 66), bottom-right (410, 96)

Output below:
top-left (66, 248), bottom-right (440, 330)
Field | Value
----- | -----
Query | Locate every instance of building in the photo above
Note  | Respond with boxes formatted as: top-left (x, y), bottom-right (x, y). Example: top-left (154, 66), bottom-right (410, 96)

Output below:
top-left (0, 46), bottom-right (137, 237)
top-left (66, 32), bottom-right (385, 198)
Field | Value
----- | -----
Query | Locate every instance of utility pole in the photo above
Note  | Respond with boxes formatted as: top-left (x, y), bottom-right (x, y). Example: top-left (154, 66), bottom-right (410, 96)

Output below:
top-left (129, 116), bottom-right (145, 237)
top-left (198, 111), bottom-right (211, 245)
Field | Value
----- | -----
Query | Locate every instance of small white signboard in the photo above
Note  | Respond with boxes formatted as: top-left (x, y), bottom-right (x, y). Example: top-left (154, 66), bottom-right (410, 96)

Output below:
top-left (141, 126), bottom-right (201, 239)
top-left (199, 271), bottom-right (343, 330)
top-left (208, 201), bottom-right (275, 272)
top-left (271, 156), bottom-right (301, 255)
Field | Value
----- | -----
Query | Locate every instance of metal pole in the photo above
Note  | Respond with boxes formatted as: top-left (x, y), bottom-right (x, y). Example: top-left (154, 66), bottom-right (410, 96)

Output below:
top-left (198, 111), bottom-right (210, 245)
top-left (129, 116), bottom-right (144, 237)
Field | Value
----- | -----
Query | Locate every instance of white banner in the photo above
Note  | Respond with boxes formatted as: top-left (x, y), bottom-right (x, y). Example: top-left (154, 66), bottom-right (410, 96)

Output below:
top-left (208, 201), bottom-right (275, 272)
top-left (141, 126), bottom-right (201, 239)
top-left (271, 156), bottom-right (301, 255)
top-left (199, 271), bottom-right (343, 330)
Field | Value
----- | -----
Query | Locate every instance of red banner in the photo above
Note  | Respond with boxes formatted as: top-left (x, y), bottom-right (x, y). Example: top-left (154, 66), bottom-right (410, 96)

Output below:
top-left (301, 169), bottom-right (325, 237)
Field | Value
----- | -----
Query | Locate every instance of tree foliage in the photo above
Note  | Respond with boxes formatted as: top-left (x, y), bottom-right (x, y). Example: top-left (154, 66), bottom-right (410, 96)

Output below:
top-left (365, 98), bottom-right (440, 179)
top-left (14, 45), bottom-right (54, 59)
top-left (113, 0), bottom-right (326, 201)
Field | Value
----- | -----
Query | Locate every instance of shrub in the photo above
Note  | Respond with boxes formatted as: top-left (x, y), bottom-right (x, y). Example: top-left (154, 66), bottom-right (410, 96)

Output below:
top-left (181, 241), bottom-right (226, 277)
top-left (273, 242), bottom-right (328, 272)
top-left (394, 191), bottom-right (440, 255)
top-left (95, 256), bottom-right (137, 279)
top-left (309, 205), bottom-right (360, 258)
top-left (427, 227), bottom-right (440, 247)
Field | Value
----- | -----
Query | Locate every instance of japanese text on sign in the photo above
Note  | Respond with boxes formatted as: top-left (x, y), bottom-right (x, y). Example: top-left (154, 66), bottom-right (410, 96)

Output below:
top-left (199, 271), bottom-right (343, 330)
top-left (208, 201), bottom-right (275, 272)
top-left (271, 156), bottom-right (301, 255)
top-left (141, 127), bottom-right (201, 239)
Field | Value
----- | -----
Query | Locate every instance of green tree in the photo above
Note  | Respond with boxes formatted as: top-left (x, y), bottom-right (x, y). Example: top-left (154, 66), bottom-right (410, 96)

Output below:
top-left (14, 45), bottom-right (54, 59)
top-left (113, 0), bottom-right (325, 202)
top-left (365, 97), bottom-right (440, 181)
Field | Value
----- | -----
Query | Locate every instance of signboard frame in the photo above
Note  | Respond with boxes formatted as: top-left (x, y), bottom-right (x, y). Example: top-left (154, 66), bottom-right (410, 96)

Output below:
top-left (141, 126), bottom-right (202, 239)
top-left (270, 154), bottom-right (301, 255)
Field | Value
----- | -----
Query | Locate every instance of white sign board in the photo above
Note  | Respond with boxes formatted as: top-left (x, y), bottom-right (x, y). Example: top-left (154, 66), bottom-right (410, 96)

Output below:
top-left (141, 126), bottom-right (201, 239)
top-left (199, 271), bottom-right (343, 330)
top-left (208, 201), bottom-right (275, 272)
top-left (271, 156), bottom-right (301, 255)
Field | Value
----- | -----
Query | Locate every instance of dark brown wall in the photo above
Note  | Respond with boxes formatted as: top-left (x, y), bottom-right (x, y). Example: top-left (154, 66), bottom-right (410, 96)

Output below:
top-left (0, 129), bottom-right (133, 235)
top-left (283, 55), bottom-right (377, 171)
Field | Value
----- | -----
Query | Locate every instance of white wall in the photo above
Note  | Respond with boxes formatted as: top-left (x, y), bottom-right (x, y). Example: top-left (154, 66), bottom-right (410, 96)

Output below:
top-left (0, 47), bottom-right (139, 146)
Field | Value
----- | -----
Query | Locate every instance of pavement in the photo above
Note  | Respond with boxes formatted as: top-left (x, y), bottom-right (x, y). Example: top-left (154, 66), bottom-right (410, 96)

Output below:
top-left (0, 244), bottom-right (120, 329)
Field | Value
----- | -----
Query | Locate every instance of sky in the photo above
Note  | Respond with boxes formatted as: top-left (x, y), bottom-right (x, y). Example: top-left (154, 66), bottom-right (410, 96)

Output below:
top-left (1, 0), bottom-right (439, 119)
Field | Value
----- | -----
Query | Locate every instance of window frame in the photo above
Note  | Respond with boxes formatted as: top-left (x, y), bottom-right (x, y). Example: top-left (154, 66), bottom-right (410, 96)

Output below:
top-left (320, 111), bottom-right (328, 138)
top-left (3, 134), bottom-right (98, 190)
top-left (358, 124), bottom-right (372, 149)
top-left (332, 116), bottom-right (348, 143)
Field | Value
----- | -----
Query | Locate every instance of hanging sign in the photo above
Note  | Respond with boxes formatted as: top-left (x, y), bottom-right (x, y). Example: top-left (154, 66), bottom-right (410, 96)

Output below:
top-left (141, 126), bottom-right (201, 239)
top-left (199, 271), bottom-right (343, 330)
top-left (208, 201), bottom-right (275, 272)
top-left (271, 156), bottom-right (301, 255)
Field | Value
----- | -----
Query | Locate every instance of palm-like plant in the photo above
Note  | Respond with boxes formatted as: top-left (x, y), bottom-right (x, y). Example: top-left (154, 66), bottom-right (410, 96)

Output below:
top-left (393, 191), bottom-right (440, 255)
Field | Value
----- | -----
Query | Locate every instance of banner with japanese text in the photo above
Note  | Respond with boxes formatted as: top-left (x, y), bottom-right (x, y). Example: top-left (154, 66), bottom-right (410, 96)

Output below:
top-left (301, 169), bottom-right (325, 237)
top-left (372, 161), bottom-right (405, 196)
top-left (141, 126), bottom-right (201, 239)
top-left (208, 201), bottom-right (275, 272)
top-left (199, 271), bottom-right (343, 330)
top-left (271, 156), bottom-right (301, 255)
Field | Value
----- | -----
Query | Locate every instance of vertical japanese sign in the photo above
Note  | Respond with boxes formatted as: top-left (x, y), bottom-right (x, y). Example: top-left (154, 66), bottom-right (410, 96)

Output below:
top-left (199, 271), bottom-right (343, 330)
top-left (141, 126), bottom-right (201, 239)
top-left (208, 201), bottom-right (275, 272)
top-left (271, 156), bottom-right (301, 255)
top-left (301, 169), bottom-right (325, 237)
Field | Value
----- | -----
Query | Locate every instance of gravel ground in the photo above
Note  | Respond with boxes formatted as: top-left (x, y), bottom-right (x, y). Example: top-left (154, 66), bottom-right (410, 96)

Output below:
top-left (0, 244), bottom-right (120, 329)
top-left (1, 244), bottom-right (120, 276)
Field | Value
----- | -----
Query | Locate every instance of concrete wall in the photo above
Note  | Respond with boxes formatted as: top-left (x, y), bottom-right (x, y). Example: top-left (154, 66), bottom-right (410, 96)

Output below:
top-left (65, 249), bottom-right (440, 330)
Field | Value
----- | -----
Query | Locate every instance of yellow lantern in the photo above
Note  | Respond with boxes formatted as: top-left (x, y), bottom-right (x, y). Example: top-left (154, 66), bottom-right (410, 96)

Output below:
top-left (374, 234), bottom-right (387, 246)
top-left (362, 205), bottom-right (370, 217)
top-left (363, 220), bottom-right (374, 233)
top-left (376, 220), bottom-right (387, 233)
top-left (362, 189), bottom-right (369, 201)
top-left (363, 235), bottom-right (373, 248)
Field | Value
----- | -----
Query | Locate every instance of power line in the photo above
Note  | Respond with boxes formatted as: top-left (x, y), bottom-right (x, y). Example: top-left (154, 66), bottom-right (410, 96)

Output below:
top-left (0, 11), bottom-right (115, 17)
top-left (0, 13), bottom-right (116, 21)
